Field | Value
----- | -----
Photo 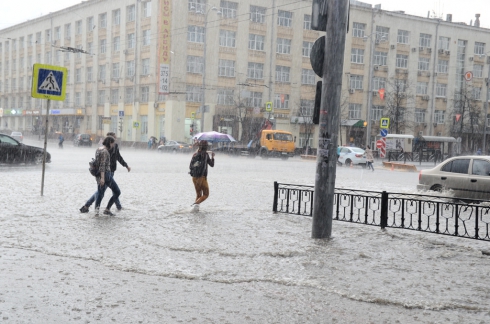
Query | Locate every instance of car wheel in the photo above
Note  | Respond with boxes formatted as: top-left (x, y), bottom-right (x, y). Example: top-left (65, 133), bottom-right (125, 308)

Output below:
top-left (430, 184), bottom-right (443, 192)
top-left (345, 159), bottom-right (352, 167)
top-left (33, 153), bottom-right (44, 165)
top-left (260, 148), bottom-right (269, 159)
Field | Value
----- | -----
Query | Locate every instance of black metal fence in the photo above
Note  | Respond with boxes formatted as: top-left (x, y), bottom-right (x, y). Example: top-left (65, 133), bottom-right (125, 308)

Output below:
top-left (273, 182), bottom-right (490, 241)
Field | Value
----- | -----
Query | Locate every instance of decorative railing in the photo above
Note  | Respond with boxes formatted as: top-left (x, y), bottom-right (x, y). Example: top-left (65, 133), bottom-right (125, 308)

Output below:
top-left (273, 182), bottom-right (490, 241)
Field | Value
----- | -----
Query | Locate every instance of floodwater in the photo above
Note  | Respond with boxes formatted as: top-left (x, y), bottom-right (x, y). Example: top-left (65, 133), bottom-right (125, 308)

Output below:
top-left (1, 138), bottom-right (490, 323)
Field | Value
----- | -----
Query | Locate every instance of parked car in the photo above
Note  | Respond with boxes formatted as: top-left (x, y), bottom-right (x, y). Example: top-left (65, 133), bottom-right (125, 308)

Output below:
top-left (0, 133), bottom-right (51, 164)
top-left (10, 131), bottom-right (23, 142)
top-left (417, 155), bottom-right (490, 200)
top-left (73, 134), bottom-right (93, 147)
top-left (157, 140), bottom-right (193, 153)
top-left (338, 147), bottom-right (366, 166)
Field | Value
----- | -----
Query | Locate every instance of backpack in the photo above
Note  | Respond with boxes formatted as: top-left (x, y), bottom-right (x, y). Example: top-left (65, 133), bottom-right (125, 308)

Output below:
top-left (189, 153), bottom-right (207, 177)
top-left (189, 159), bottom-right (200, 177)
top-left (89, 158), bottom-right (100, 177)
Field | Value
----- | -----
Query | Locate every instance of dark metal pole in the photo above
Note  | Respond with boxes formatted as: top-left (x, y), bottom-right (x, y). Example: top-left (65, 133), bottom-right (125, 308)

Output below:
top-left (41, 99), bottom-right (50, 196)
top-left (312, 0), bottom-right (349, 239)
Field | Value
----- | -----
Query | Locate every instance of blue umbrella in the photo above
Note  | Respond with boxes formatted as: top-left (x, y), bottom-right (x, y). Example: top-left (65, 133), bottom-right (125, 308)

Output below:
top-left (193, 131), bottom-right (236, 143)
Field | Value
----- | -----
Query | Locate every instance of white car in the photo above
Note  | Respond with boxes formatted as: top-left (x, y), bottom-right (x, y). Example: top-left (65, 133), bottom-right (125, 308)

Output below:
top-left (417, 155), bottom-right (490, 200)
top-left (10, 132), bottom-right (23, 142)
top-left (338, 147), bottom-right (366, 166)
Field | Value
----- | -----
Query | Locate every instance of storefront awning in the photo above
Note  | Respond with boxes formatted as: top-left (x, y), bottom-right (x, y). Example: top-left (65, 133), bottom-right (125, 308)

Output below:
top-left (341, 119), bottom-right (365, 127)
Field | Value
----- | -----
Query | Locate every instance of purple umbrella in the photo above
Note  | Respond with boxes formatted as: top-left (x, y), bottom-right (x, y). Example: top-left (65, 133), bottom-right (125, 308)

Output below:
top-left (193, 131), bottom-right (236, 143)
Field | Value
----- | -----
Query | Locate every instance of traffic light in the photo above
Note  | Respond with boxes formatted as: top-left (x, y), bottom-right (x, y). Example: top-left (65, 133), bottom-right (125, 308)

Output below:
top-left (118, 118), bottom-right (123, 133)
top-left (313, 81), bottom-right (322, 125)
top-left (190, 124), bottom-right (194, 136)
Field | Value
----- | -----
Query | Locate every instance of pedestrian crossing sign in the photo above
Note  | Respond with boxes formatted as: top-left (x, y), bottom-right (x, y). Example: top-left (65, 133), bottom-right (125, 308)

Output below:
top-left (265, 101), bottom-right (273, 112)
top-left (31, 64), bottom-right (67, 101)
top-left (380, 117), bottom-right (390, 129)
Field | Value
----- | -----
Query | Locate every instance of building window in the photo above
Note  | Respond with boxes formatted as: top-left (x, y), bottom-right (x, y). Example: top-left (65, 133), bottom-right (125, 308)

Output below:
top-left (220, 1), bottom-right (238, 19)
top-left (372, 77), bottom-right (386, 90)
top-left (127, 33), bottom-right (135, 49)
top-left (376, 26), bottom-right (389, 41)
top-left (434, 110), bottom-right (445, 124)
top-left (75, 92), bottom-right (82, 107)
top-left (371, 106), bottom-right (384, 121)
top-left (436, 83), bottom-right (447, 97)
top-left (419, 33), bottom-right (432, 48)
top-left (186, 85), bottom-right (203, 102)
top-left (187, 56), bottom-right (204, 74)
top-left (418, 57), bottom-right (430, 71)
top-left (54, 27), bottom-right (61, 40)
top-left (142, 30), bottom-right (151, 46)
top-left (189, 0), bottom-right (206, 13)
top-left (98, 90), bottom-right (105, 105)
top-left (438, 36), bottom-right (450, 50)
top-left (304, 14), bottom-right (312, 30)
top-left (87, 41), bottom-right (93, 54)
top-left (415, 109), bottom-right (426, 123)
top-left (219, 30), bottom-right (236, 47)
top-left (126, 60), bottom-right (135, 77)
top-left (143, 1), bottom-right (152, 17)
top-left (113, 9), bottom-right (121, 25)
top-left (474, 64), bottom-right (484, 78)
top-left (28, 34), bottom-right (33, 46)
top-left (249, 34), bottom-right (265, 51)
top-left (75, 68), bottom-right (82, 83)
top-left (246, 91), bottom-right (262, 107)
top-left (396, 54), bottom-right (408, 68)
top-left (87, 17), bottom-right (94, 32)
top-left (113, 36), bottom-right (120, 52)
top-left (472, 87), bottom-right (482, 100)
top-left (217, 88), bottom-right (235, 105)
top-left (36, 32), bottom-right (42, 43)
top-left (111, 89), bottom-right (119, 104)
top-left (301, 69), bottom-right (316, 85)
top-left (218, 59), bottom-right (235, 77)
top-left (247, 62), bottom-right (264, 79)
top-left (250, 5), bottom-right (266, 23)
top-left (374, 51), bottom-right (388, 66)
top-left (274, 94), bottom-right (290, 109)
top-left (86, 91), bottom-right (92, 105)
top-left (127, 5), bottom-right (136, 22)
top-left (124, 88), bottom-right (134, 103)
top-left (351, 23), bottom-right (366, 38)
top-left (100, 39), bottom-right (107, 54)
top-left (300, 100), bottom-right (314, 116)
top-left (276, 38), bottom-right (291, 54)
top-left (275, 66), bottom-right (290, 83)
top-left (350, 75), bottom-right (363, 90)
top-left (397, 30), bottom-right (410, 44)
top-left (278, 10), bottom-right (293, 27)
top-left (140, 58), bottom-right (150, 75)
top-left (351, 48), bottom-right (364, 64)
top-left (76, 20), bottom-right (82, 35)
top-left (141, 86), bottom-right (149, 102)
top-left (437, 59), bottom-right (449, 74)
top-left (188, 26), bottom-right (205, 43)
top-left (475, 42), bottom-right (485, 55)
top-left (302, 41), bottom-right (313, 57)
top-left (416, 82), bottom-right (428, 95)
top-left (349, 104), bottom-right (362, 119)
top-left (99, 13), bottom-right (107, 29)
top-left (86, 67), bottom-right (93, 81)
top-left (112, 63), bottom-right (120, 78)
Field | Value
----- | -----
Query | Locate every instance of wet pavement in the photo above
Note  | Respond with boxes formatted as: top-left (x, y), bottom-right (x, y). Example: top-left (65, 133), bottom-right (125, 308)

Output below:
top-left (1, 138), bottom-right (490, 323)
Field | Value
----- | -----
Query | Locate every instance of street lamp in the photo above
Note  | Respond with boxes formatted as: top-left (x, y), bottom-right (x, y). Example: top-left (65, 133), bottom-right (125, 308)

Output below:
top-left (364, 31), bottom-right (387, 148)
top-left (191, 5), bottom-right (221, 133)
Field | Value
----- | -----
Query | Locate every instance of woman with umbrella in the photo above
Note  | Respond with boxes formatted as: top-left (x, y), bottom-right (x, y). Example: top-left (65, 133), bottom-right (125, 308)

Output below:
top-left (189, 140), bottom-right (215, 211)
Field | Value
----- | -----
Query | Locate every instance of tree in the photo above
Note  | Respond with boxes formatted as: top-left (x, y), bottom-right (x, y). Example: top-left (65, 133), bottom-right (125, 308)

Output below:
top-left (292, 100), bottom-right (315, 153)
top-left (383, 74), bottom-right (415, 135)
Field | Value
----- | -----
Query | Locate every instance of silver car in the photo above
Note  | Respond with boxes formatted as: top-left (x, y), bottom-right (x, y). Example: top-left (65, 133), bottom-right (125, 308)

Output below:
top-left (338, 147), bottom-right (366, 166)
top-left (417, 155), bottom-right (490, 200)
top-left (10, 131), bottom-right (23, 142)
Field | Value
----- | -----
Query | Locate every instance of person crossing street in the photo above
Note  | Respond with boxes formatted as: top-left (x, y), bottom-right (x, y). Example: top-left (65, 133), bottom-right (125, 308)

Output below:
top-left (189, 140), bottom-right (215, 211)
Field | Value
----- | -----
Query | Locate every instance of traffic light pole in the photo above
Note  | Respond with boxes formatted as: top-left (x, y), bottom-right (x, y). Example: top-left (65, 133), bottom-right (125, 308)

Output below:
top-left (312, 0), bottom-right (349, 239)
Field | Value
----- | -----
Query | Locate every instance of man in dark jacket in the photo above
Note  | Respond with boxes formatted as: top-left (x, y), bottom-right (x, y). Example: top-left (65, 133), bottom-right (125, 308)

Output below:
top-left (80, 132), bottom-right (131, 213)
top-left (189, 140), bottom-right (215, 210)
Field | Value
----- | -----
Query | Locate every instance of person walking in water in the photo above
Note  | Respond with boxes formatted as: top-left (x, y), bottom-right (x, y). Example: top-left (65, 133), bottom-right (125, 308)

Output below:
top-left (189, 140), bottom-right (215, 211)
top-left (80, 132), bottom-right (130, 213)
top-left (80, 136), bottom-right (121, 216)
top-left (365, 145), bottom-right (375, 171)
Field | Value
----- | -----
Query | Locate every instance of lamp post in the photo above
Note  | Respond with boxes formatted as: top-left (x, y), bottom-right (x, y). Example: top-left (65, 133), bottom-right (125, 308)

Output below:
top-left (194, 5), bottom-right (220, 133)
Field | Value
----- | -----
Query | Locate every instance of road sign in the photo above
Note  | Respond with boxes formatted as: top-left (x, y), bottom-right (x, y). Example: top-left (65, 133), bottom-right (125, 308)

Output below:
top-left (310, 36), bottom-right (325, 77)
top-left (376, 140), bottom-right (384, 148)
top-left (191, 112), bottom-right (195, 120)
top-left (464, 71), bottom-right (473, 82)
top-left (380, 118), bottom-right (390, 129)
top-left (31, 64), bottom-right (67, 101)
top-left (380, 129), bottom-right (388, 137)
top-left (379, 137), bottom-right (387, 158)
top-left (118, 111), bottom-right (124, 117)
top-left (265, 101), bottom-right (273, 112)
top-left (133, 121), bottom-right (140, 128)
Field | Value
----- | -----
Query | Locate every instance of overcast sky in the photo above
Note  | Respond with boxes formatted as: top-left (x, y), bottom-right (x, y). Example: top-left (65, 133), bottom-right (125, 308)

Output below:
top-left (0, 0), bottom-right (488, 30)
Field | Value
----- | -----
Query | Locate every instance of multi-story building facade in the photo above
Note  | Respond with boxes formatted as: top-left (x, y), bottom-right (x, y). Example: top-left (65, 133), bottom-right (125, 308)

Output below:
top-left (0, 0), bottom-right (489, 150)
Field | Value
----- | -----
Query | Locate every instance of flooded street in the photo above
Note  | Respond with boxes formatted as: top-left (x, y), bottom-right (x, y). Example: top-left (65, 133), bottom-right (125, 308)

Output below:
top-left (1, 139), bottom-right (490, 323)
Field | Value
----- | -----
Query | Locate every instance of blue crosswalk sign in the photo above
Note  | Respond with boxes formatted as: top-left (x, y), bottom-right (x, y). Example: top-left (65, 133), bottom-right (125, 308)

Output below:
top-left (31, 64), bottom-right (67, 101)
